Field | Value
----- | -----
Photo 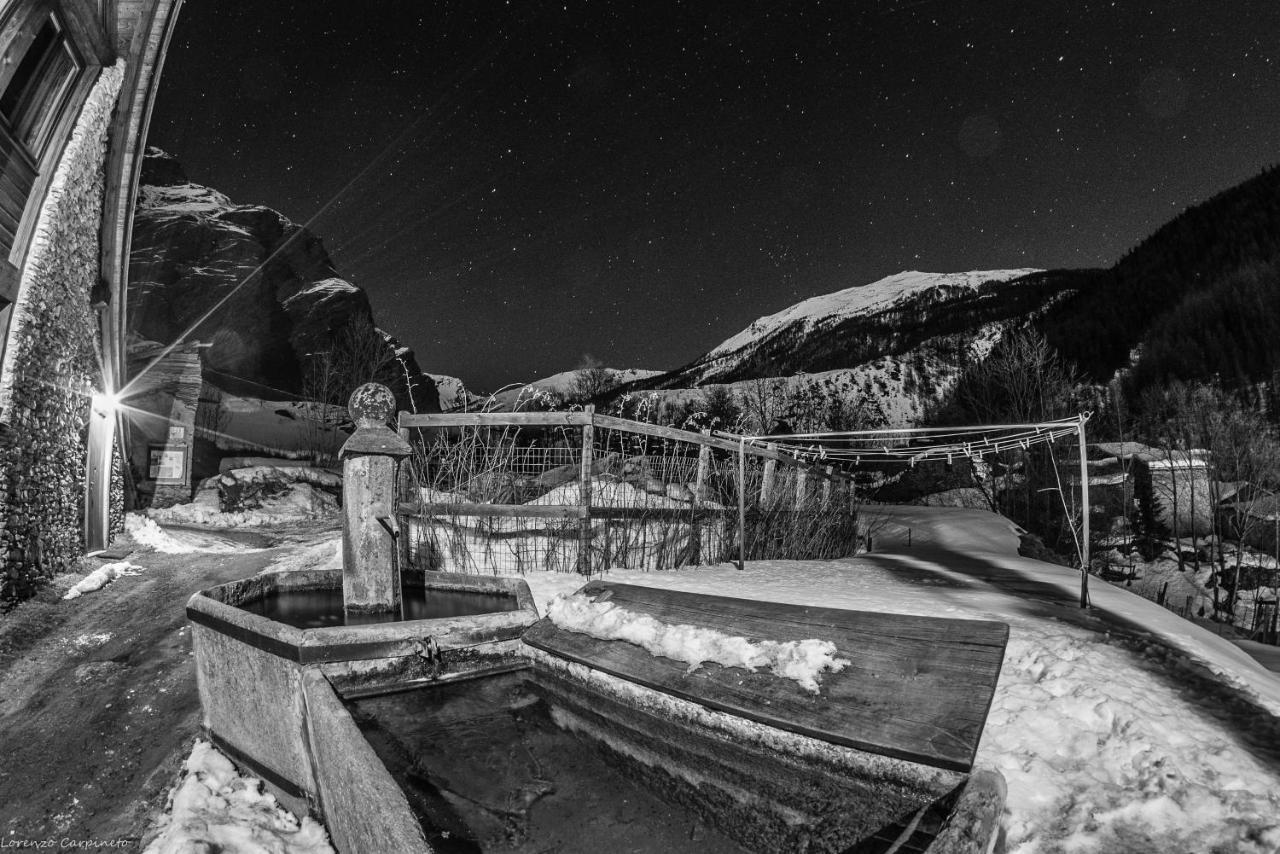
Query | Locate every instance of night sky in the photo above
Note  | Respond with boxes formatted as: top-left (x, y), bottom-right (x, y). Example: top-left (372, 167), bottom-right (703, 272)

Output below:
top-left (147, 1), bottom-right (1280, 391)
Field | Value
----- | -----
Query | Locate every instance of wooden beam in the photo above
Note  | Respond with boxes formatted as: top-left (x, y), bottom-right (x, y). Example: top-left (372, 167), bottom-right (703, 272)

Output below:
top-left (405, 501), bottom-right (588, 520)
top-left (525, 581), bottom-right (1010, 772)
top-left (402, 501), bottom-right (730, 522)
top-left (59, 0), bottom-right (116, 65)
top-left (399, 411), bottom-right (591, 428)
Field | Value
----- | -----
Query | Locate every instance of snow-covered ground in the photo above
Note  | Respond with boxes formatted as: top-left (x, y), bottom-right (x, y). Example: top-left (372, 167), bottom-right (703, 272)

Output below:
top-left (519, 505), bottom-right (1280, 854)
top-left (143, 740), bottom-right (332, 854)
top-left (145, 502), bottom-right (1280, 852)
top-left (1097, 539), bottom-right (1279, 635)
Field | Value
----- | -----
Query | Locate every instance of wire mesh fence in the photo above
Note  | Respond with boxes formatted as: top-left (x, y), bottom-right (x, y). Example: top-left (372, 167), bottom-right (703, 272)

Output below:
top-left (397, 411), bottom-right (863, 576)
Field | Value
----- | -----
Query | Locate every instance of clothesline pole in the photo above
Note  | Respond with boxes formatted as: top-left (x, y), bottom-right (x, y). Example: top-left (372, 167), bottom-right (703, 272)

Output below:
top-left (737, 436), bottom-right (747, 571)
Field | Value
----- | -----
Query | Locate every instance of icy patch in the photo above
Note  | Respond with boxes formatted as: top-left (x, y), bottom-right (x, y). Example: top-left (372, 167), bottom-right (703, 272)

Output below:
top-left (70, 632), bottom-right (112, 651)
top-left (260, 534), bottom-right (343, 576)
top-left (546, 592), bottom-right (849, 693)
top-left (125, 513), bottom-right (254, 553)
top-left (63, 562), bottom-right (144, 600)
top-left (143, 740), bottom-right (333, 854)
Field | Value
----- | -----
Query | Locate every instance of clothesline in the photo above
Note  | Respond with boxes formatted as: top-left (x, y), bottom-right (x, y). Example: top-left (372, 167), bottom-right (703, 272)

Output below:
top-left (728, 414), bottom-right (1090, 467)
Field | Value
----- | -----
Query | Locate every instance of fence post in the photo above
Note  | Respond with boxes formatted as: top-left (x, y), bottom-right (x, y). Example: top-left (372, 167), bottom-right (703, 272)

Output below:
top-left (796, 467), bottom-right (808, 510)
top-left (396, 411), bottom-right (414, 572)
top-left (1078, 413), bottom-right (1091, 608)
top-left (761, 443), bottom-right (777, 506)
top-left (341, 384), bottom-right (413, 616)
top-left (578, 405), bottom-right (595, 575)
top-left (737, 436), bottom-right (747, 570)
top-left (693, 440), bottom-right (711, 565)
top-left (822, 466), bottom-right (833, 506)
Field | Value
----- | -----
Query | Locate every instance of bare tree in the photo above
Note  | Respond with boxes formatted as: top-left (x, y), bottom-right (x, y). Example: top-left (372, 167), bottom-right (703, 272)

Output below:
top-left (569, 354), bottom-right (616, 403)
top-left (1201, 393), bottom-right (1280, 618)
top-left (950, 329), bottom-right (1080, 424)
top-left (301, 318), bottom-right (400, 463)
top-left (740, 376), bottom-right (790, 435)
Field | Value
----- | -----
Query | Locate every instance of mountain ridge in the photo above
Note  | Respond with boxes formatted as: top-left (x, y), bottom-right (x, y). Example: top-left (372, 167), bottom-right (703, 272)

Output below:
top-left (128, 148), bottom-right (438, 413)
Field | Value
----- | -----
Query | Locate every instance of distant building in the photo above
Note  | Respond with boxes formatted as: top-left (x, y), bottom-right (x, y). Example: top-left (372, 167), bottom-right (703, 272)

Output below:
top-left (1131, 449), bottom-right (1216, 539)
top-left (0, 0), bottom-right (181, 603)
top-left (1083, 444), bottom-right (1218, 539)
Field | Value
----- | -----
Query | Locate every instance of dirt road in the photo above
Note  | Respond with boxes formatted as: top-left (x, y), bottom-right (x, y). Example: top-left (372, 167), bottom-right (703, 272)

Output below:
top-left (0, 524), bottom-right (330, 849)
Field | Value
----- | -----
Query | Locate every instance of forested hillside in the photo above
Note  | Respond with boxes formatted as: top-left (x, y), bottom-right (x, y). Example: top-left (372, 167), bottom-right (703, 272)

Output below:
top-left (1039, 165), bottom-right (1280, 396)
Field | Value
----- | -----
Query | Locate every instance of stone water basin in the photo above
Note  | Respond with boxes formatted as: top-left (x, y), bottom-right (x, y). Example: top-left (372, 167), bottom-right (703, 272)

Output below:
top-left (186, 567), bottom-right (539, 846)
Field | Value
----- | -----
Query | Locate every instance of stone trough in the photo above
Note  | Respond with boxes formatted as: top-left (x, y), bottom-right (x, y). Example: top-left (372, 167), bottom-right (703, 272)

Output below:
top-left (186, 567), bottom-right (538, 850)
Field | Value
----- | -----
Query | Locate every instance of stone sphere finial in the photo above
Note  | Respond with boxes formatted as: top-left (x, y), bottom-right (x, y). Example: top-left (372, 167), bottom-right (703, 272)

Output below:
top-left (348, 383), bottom-right (396, 428)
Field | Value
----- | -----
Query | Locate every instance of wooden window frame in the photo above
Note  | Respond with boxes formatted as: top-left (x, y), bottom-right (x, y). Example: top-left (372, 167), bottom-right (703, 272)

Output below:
top-left (0, 0), bottom-right (113, 387)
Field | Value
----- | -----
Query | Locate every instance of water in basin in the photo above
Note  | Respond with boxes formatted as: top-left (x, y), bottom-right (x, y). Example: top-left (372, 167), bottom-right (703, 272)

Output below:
top-left (347, 673), bottom-right (748, 853)
top-left (242, 585), bottom-right (517, 628)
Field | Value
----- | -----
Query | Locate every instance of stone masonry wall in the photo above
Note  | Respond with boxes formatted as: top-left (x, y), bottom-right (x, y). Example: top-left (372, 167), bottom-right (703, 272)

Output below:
top-left (0, 62), bottom-right (125, 605)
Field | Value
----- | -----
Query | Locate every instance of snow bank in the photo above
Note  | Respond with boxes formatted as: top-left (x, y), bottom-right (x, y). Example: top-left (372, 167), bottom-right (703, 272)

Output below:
top-left (125, 513), bottom-right (257, 553)
top-left (547, 592), bottom-right (849, 693)
top-left (147, 466), bottom-right (340, 528)
top-left (144, 740), bottom-right (332, 854)
top-left (62, 561), bottom-right (144, 600)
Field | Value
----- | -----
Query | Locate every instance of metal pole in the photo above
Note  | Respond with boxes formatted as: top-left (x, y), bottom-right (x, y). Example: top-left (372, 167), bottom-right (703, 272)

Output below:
top-left (737, 436), bottom-right (747, 570)
top-left (578, 405), bottom-right (595, 575)
top-left (1078, 412), bottom-right (1091, 608)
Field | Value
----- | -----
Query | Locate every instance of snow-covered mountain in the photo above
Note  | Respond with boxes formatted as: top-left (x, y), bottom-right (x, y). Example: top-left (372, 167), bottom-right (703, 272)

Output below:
top-left (611, 269), bottom-right (1085, 425)
top-left (427, 373), bottom-right (473, 411)
top-left (129, 148), bottom-right (438, 413)
top-left (432, 368), bottom-right (663, 411)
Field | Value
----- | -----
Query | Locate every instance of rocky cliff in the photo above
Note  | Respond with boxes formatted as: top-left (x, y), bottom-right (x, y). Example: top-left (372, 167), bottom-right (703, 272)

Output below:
top-left (128, 148), bottom-right (437, 413)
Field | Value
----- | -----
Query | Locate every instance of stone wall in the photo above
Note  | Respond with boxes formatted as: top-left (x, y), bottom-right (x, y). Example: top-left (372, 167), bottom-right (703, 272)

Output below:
top-left (0, 63), bottom-right (125, 605)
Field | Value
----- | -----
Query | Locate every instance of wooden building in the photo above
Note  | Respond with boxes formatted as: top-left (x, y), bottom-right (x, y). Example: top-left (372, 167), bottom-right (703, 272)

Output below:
top-left (0, 0), bottom-right (182, 603)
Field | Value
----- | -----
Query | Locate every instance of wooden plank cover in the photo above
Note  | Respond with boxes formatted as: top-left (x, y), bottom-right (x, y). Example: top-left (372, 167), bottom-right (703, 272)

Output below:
top-left (523, 581), bottom-right (1009, 772)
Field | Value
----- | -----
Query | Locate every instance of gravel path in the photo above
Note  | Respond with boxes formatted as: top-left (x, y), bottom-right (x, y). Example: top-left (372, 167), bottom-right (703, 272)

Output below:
top-left (0, 523), bottom-right (329, 848)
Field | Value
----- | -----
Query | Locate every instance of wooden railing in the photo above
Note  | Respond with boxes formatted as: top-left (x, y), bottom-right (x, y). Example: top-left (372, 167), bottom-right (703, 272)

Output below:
top-left (396, 408), bottom-right (859, 575)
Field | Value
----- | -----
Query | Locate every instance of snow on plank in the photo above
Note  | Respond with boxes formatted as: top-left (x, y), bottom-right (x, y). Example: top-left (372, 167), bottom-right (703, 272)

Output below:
top-left (523, 580), bottom-right (1009, 772)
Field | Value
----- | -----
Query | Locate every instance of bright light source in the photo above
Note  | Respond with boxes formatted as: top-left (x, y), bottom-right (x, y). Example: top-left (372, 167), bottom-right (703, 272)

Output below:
top-left (90, 391), bottom-right (119, 416)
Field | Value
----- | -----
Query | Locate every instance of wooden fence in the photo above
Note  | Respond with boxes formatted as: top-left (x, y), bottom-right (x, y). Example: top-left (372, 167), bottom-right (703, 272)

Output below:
top-left (394, 408), bottom-right (861, 575)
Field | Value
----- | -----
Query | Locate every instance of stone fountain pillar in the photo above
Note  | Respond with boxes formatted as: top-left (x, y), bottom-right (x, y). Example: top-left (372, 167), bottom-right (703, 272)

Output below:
top-left (340, 383), bottom-right (413, 616)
